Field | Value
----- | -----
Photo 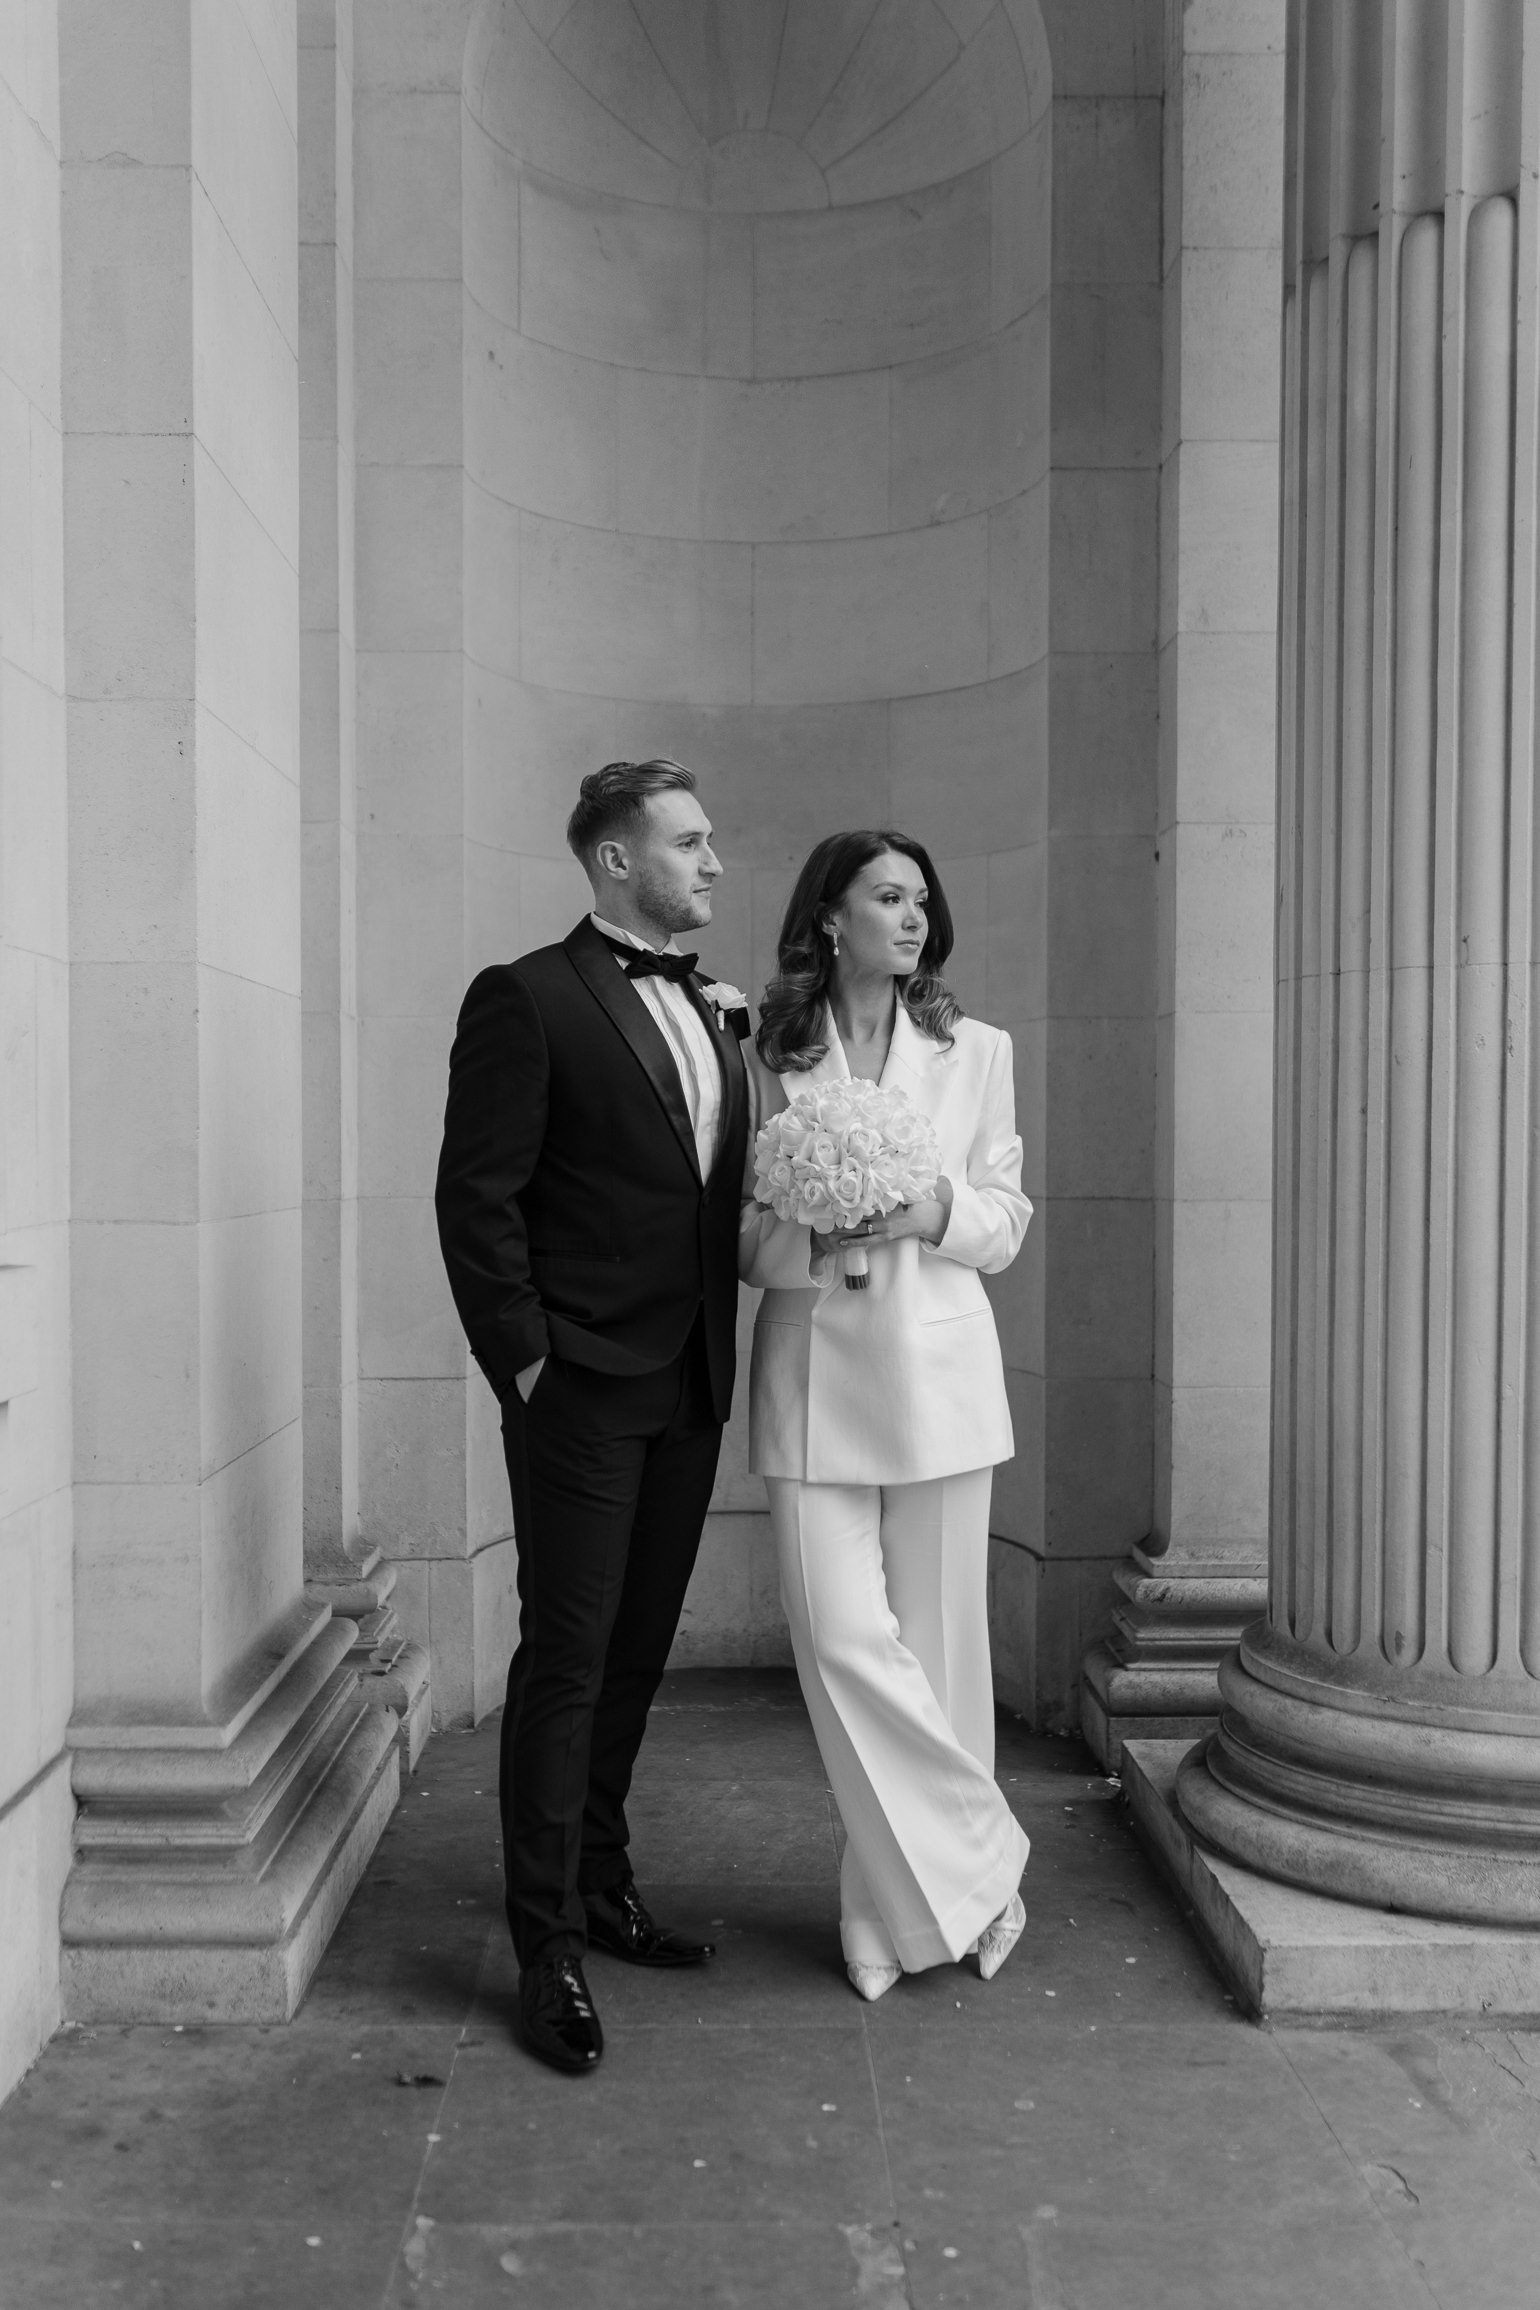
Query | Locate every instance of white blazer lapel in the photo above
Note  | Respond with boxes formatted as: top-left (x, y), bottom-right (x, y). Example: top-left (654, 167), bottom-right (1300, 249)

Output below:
top-left (881, 1003), bottom-right (936, 1098)
top-left (791, 1003), bottom-right (950, 1098)
top-left (801, 1007), bottom-right (851, 1088)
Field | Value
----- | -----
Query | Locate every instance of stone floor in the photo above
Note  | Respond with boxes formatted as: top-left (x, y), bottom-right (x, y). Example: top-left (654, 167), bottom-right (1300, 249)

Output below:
top-left (3, 1671), bottom-right (1540, 2309)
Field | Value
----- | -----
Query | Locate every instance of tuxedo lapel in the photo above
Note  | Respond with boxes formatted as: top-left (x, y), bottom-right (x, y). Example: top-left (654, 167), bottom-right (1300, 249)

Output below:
top-left (565, 920), bottom-right (701, 1180)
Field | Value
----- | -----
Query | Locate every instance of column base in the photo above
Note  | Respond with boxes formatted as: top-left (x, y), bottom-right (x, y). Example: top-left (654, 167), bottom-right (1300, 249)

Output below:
top-left (0, 1752), bottom-right (72, 2101)
top-left (1178, 1629), bottom-right (1540, 1925)
top-left (62, 1614), bottom-right (399, 2024)
top-left (1079, 1547), bottom-right (1266, 1768)
top-left (1126, 1738), bottom-right (1540, 2018)
top-left (308, 1559), bottom-right (432, 1769)
top-left (360, 1638), bottom-right (432, 1771)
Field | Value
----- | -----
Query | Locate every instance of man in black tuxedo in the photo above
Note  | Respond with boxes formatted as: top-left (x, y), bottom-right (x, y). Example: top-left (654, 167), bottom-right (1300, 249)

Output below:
top-left (435, 760), bottom-right (749, 2073)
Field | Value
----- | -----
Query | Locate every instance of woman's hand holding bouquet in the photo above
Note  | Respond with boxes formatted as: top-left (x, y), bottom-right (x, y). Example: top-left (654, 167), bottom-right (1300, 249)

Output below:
top-left (752, 1079), bottom-right (945, 1290)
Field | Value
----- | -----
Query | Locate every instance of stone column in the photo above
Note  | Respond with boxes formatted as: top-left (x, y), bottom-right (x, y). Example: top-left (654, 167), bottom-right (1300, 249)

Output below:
top-left (1081, 0), bottom-right (1283, 1768)
top-left (299, 0), bottom-right (428, 1763)
top-left (1179, 0), bottom-right (1540, 1920)
top-left (59, 0), bottom-right (396, 2018)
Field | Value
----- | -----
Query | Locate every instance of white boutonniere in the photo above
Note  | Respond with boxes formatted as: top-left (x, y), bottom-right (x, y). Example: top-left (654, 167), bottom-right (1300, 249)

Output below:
top-left (699, 980), bottom-right (748, 1030)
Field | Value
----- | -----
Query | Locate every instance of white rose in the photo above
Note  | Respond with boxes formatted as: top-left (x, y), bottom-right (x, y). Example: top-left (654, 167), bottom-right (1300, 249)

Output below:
top-left (829, 1164), bottom-right (867, 1215)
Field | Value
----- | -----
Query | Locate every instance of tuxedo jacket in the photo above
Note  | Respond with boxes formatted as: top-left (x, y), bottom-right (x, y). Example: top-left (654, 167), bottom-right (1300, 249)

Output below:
top-left (435, 917), bottom-right (749, 1423)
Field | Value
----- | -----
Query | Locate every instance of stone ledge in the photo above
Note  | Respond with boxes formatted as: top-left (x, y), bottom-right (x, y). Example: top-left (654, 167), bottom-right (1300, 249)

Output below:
top-left (1124, 1737), bottom-right (1540, 2020)
top-left (1081, 1684), bottom-right (1220, 1771)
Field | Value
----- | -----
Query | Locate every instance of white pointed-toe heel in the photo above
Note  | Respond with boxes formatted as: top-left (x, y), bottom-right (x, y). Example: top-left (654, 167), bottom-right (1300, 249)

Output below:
top-left (847, 1960), bottom-right (902, 2002)
top-left (976, 1891), bottom-right (1026, 1983)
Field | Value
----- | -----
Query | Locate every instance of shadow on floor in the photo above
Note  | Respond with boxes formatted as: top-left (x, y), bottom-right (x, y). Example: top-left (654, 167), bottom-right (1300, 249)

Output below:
top-left (2, 1670), bottom-right (1539, 2308)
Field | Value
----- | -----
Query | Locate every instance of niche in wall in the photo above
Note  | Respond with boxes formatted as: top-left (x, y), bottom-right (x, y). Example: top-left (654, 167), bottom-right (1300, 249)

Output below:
top-left (461, 0), bottom-right (1051, 1012)
top-left (457, 0), bottom-right (1053, 1642)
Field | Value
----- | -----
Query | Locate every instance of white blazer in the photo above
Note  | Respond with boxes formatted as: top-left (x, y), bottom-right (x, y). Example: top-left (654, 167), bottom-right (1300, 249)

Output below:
top-left (739, 1006), bottom-right (1032, 1486)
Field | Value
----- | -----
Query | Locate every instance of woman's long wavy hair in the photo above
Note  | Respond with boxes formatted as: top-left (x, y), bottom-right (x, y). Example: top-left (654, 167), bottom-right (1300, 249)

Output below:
top-left (755, 829), bottom-right (963, 1073)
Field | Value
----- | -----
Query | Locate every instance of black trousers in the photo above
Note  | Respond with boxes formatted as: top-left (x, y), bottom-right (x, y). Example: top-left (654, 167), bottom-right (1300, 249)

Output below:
top-left (497, 1311), bottom-right (722, 1966)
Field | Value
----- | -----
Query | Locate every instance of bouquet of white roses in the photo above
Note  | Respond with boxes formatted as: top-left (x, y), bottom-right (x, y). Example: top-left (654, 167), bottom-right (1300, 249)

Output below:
top-left (752, 1078), bottom-right (941, 1290)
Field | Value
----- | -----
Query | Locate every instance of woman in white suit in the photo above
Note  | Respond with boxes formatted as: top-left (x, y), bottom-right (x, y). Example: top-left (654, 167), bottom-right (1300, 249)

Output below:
top-left (740, 830), bottom-right (1032, 2000)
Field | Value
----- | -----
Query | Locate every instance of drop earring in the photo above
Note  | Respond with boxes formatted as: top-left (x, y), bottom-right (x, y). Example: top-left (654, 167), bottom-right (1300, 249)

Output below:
top-left (829, 926), bottom-right (840, 958)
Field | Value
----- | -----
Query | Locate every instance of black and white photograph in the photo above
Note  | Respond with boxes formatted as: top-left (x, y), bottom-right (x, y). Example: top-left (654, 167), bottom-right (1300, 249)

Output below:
top-left (1, 1), bottom-right (1538, 2304)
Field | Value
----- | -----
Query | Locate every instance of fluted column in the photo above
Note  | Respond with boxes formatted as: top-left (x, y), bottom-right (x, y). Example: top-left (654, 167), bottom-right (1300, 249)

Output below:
top-left (1179, 0), bottom-right (1540, 1921)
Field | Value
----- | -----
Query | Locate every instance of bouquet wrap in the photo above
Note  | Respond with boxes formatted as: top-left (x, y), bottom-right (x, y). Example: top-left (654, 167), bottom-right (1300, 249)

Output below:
top-left (751, 1078), bottom-right (941, 1290)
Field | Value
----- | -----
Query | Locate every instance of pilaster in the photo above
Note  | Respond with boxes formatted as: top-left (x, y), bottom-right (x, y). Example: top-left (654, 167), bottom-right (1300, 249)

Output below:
top-left (300, 0), bottom-right (429, 1764)
top-left (352, 0), bottom-right (517, 1730)
top-left (59, 0), bottom-right (399, 2018)
top-left (1081, 0), bottom-right (1284, 1766)
top-left (990, 0), bottom-right (1164, 1729)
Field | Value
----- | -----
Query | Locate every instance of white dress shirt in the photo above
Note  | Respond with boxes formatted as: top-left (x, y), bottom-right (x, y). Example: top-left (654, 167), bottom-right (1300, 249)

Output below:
top-left (590, 914), bottom-right (724, 1179)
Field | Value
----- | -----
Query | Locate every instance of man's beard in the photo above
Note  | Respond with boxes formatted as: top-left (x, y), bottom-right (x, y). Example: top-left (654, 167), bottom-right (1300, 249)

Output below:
top-left (633, 859), bottom-right (710, 938)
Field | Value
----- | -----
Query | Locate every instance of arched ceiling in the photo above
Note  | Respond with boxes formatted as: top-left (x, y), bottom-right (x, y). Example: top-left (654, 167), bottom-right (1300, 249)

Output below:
top-left (468, 0), bottom-right (1049, 209)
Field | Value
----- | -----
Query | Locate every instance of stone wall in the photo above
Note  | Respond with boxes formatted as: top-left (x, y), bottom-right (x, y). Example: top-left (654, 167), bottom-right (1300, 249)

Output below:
top-left (0, 0), bottom-right (72, 2104)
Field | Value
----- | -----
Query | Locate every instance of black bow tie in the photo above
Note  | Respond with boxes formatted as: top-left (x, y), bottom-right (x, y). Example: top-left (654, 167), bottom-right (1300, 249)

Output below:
top-left (600, 937), bottom-right (699, 985)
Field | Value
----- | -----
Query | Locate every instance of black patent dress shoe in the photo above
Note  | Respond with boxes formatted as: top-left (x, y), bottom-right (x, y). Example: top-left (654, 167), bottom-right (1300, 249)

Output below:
top-left (517, 1955), bottom-right (604, 2073)
top-left (582, 1875), bottom-right (716, 1968)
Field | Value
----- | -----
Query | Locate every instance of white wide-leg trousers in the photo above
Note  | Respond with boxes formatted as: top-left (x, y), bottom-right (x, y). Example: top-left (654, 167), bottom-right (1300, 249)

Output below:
top-left (766, 1470), bottom-right (1030, 1972)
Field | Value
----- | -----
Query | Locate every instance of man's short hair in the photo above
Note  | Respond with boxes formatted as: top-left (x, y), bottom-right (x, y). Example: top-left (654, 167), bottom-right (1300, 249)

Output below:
top-left (566, 759), bottom-right (696, 868)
